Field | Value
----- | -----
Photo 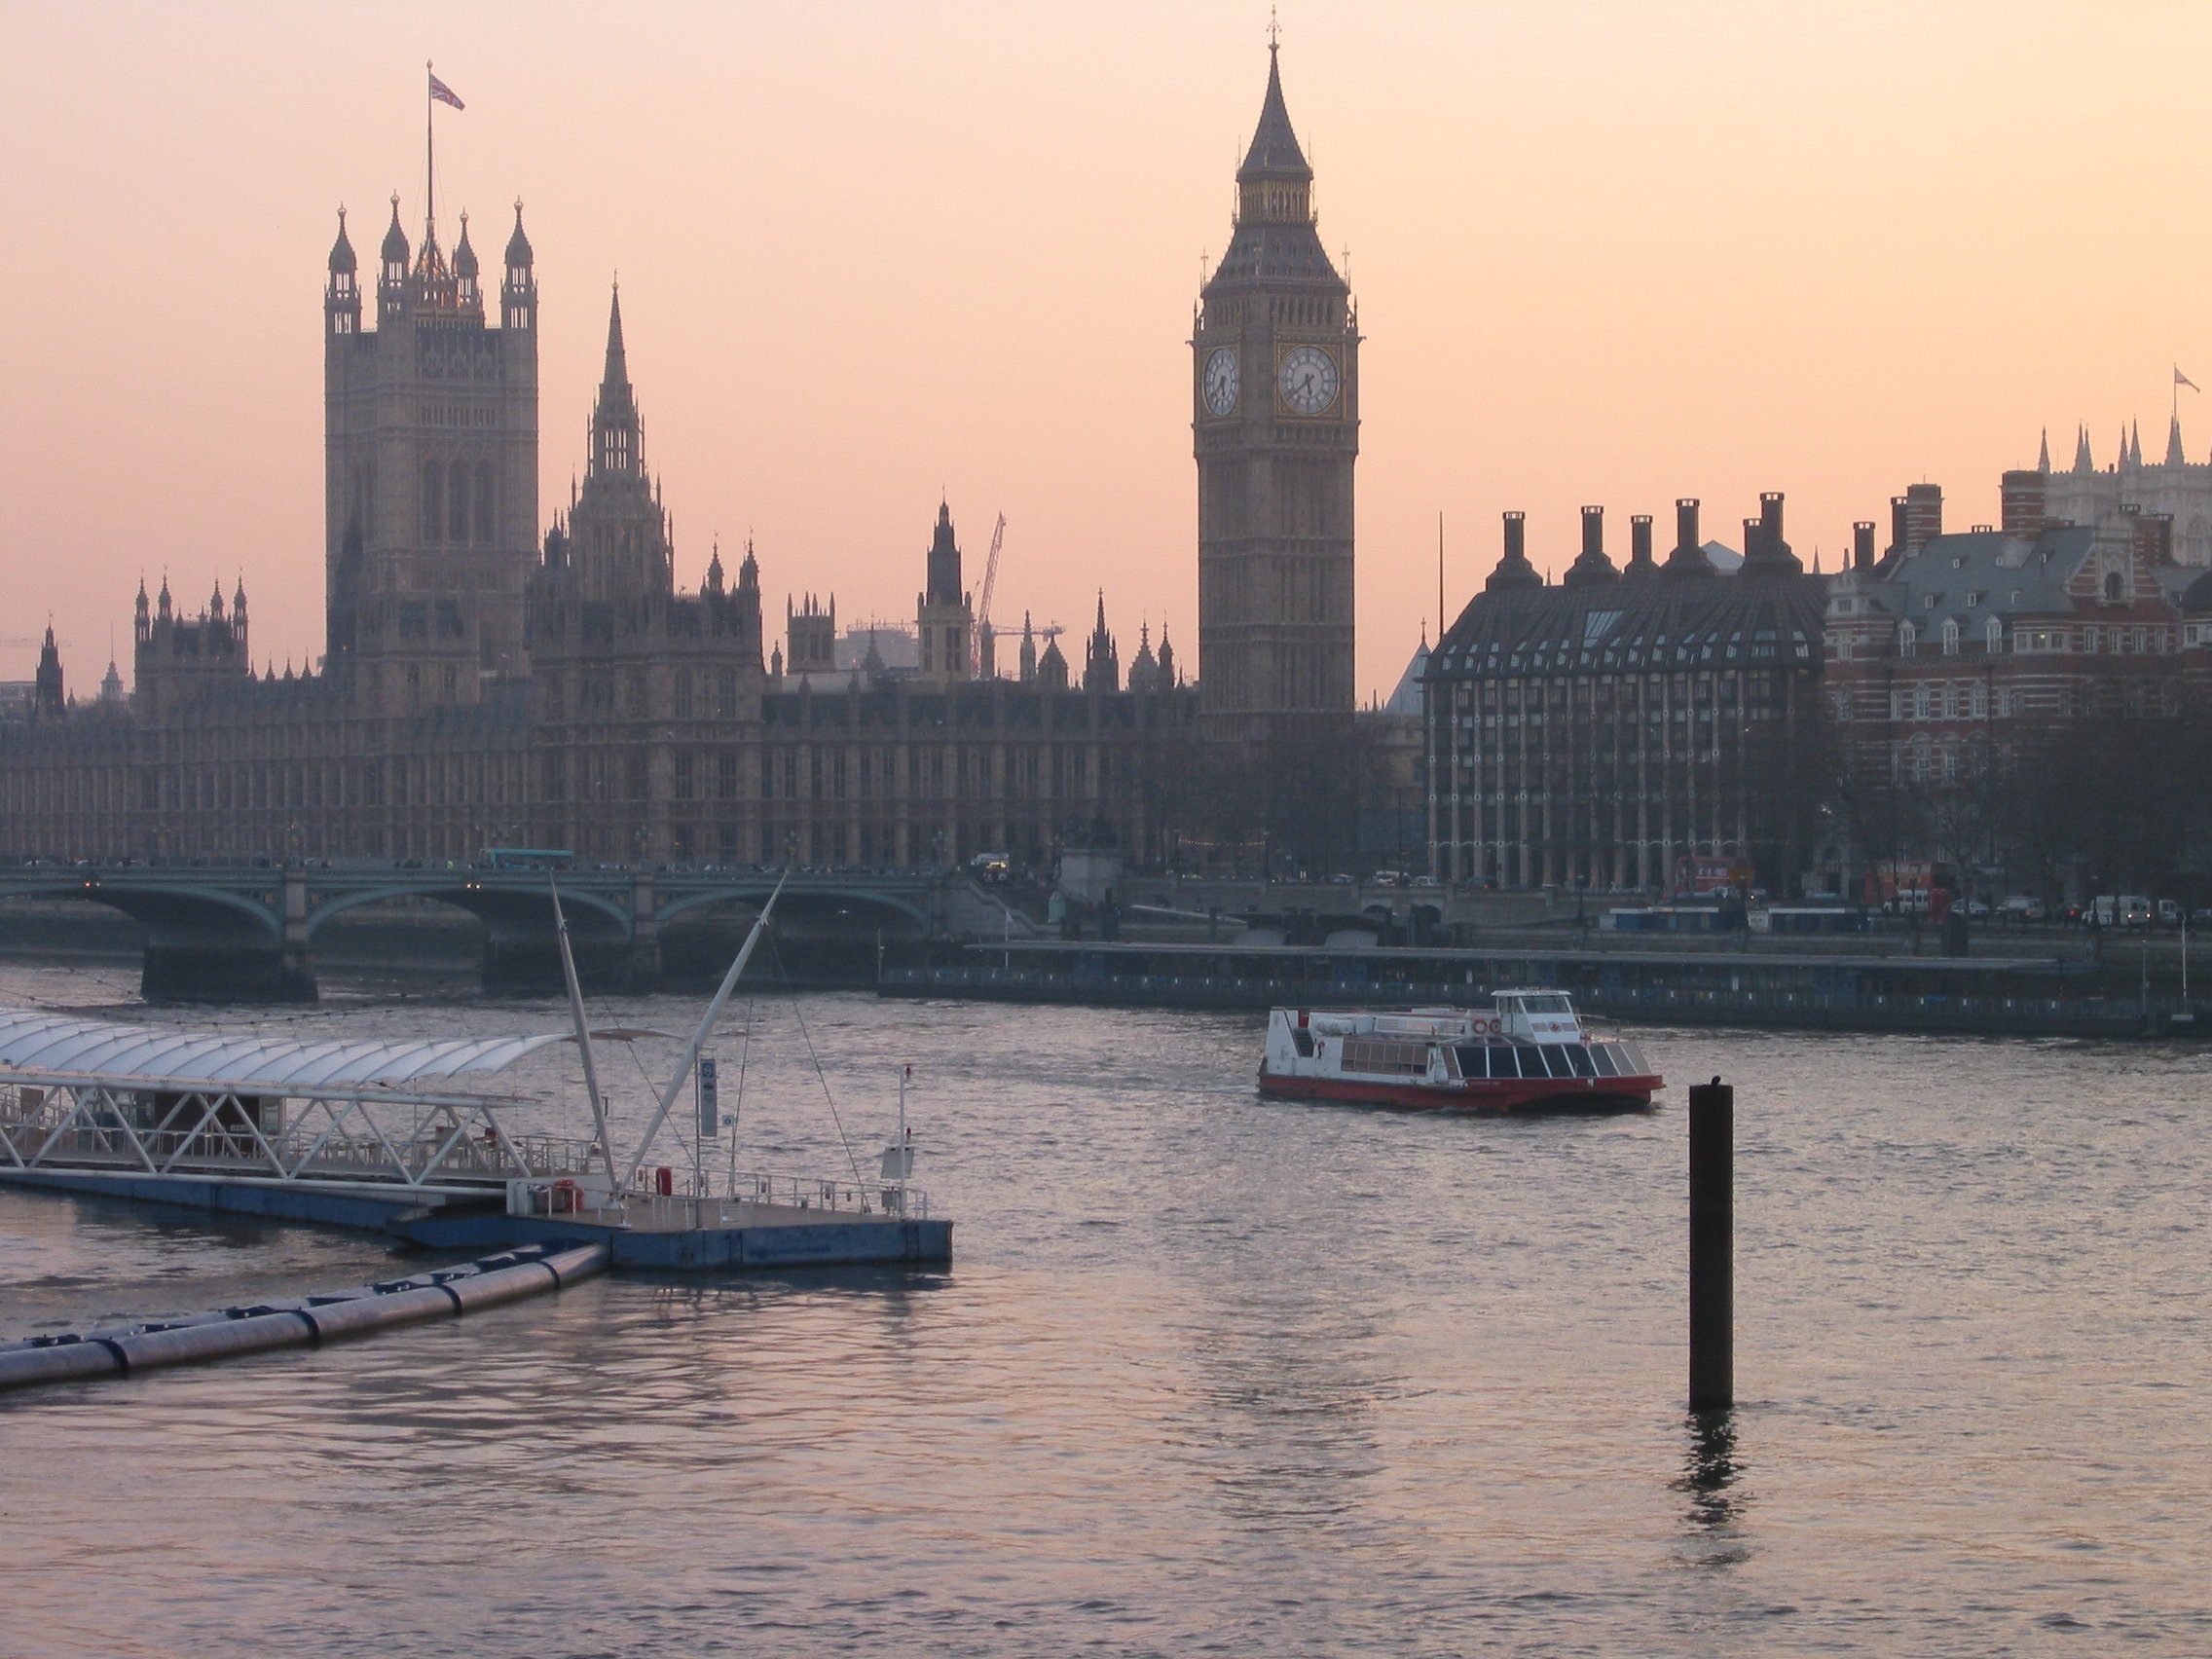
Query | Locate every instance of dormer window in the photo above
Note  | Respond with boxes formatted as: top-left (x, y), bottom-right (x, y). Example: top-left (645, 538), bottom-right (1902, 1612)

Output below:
top-left (1941, 620), bottom-right (1960, 654)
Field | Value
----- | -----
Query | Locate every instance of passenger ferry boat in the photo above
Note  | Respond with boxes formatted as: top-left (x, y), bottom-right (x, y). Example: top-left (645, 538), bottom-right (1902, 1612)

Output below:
top-left (1258, 989), bottom-right (1661, 1112)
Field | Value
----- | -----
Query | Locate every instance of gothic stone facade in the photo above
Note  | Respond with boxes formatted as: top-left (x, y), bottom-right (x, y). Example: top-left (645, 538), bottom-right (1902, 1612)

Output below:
top-left (2, 211), bottom-right (1198, 869)
top-left (1193, 46), bottom-right (1359, 741)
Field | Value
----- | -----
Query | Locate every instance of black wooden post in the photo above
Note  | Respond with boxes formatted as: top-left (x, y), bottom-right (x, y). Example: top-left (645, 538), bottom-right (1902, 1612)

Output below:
top-left (1688, 1076), bottom-right (1734, 1412)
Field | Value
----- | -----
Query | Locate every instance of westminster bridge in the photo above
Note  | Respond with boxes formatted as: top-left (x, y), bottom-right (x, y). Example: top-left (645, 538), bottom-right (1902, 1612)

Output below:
top-left (0, 865), bottom-right (1024, 1001)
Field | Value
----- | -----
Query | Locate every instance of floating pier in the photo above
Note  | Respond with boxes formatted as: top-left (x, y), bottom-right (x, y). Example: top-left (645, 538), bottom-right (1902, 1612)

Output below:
top-left (0, 874), bottom-right (951, 1292)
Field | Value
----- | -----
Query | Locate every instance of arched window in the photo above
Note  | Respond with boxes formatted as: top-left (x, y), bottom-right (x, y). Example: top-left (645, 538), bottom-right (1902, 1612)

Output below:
top-left (422, 459), bottom-right (443, 543)
top-left (1986, 617), bottom-right (2003, 652)
top-left (2104, 571), bottom-right (2123, 602)
top-left (474, 461), bottom-right (496, 545)
top-left (1941, 619), bottom-right (1960, 655)
top-left (448, 462), bottom-right (469, 546)
top-left (1899, 621), bottom-right (1917, 656)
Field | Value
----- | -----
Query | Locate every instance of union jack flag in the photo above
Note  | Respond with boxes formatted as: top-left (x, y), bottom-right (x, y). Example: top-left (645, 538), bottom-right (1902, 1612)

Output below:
top-left (429, 72), bottom-right (463, 110)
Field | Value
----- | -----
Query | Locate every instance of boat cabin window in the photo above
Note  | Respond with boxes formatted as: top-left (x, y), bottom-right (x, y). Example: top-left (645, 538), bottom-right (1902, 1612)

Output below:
top-left (1556, 1044), bottom-right (1597, 1078)
top-left (1454, 1045), bottom-right (1488, 1078)
top-left (1519, 995), bottom-right (1572, 1015)
top-left (1590, 1044), bottom-right (1621, 1077)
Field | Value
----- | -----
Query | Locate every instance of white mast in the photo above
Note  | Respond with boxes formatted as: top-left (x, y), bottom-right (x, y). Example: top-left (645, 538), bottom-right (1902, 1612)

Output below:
top-left (621, 873), bottom-right (787, 1191)
top-left (550, 877), bottom-right (620, 1191)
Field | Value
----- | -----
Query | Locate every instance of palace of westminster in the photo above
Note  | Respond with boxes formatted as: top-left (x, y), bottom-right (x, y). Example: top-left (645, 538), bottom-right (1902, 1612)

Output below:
top-left (1, 48), bottom-right (1371, 872)
top-left (18, 46), bottom-right (2204, 897)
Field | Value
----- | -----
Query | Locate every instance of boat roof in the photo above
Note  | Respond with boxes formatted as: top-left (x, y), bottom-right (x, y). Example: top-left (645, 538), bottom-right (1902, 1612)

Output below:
top-left (0, 1007), bottom-right (573, 1089)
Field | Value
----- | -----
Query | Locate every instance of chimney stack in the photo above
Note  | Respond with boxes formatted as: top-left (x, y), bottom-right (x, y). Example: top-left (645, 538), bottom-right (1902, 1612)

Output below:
top-left (1631, 514), bottom-right (1654, 564)
top-left (1505, 510), bottom-right (1526, 565)
top-left (1902, 482), bottom-right (1943, 556)
top-left (1853, 521), bottom-right (1876, 571)
top-left (1889, 495), bottom-right (1910, 560)
top-left (1581, 504), bottom-right (1604, 559)
top-left (1676, 498), bottom-right (1700, 555)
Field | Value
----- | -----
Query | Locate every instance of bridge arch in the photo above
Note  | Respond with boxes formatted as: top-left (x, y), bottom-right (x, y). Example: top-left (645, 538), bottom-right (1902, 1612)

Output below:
top-left (305, 881), bottom-right (631, 942)
top-left (656, 884), bottom-right (932, 932)
top-left (0, 877), bottom-right (283, 945)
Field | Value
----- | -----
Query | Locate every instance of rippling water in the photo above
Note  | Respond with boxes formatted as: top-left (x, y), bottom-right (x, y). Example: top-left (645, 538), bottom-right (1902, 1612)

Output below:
top-left (2, 959), bottom-right (2208, 1655)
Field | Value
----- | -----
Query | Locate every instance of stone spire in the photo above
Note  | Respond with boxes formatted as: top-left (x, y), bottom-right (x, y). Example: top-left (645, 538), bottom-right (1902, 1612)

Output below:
top-left (2168, 414), bottom-right (2187, 467)
top-left (2038, 426), bottom-right (2050, 472)
top-left (328, 206), bottom-right (356, 276)
top-left (34, 623), bottom-right (63, 716)
top-left (2074, 424), bottom-right (2093, 474)
top-left (925, 499), bottom-right (962, 607)
top-left (1158, 620), bottom-right (1177, 685)
top-left (1084, 591), bottom-right (1120, 691)
top-left (590, 285), bottom-right (641, 479)
top-left (1239, 40), bottom-right (1312, 188)
top-left (1019, 611), bottom-right (1038, 682)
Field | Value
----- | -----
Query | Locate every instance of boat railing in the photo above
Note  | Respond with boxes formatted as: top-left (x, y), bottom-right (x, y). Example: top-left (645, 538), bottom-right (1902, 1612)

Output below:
top-left (508, 1164), bottom-right (929, 1224)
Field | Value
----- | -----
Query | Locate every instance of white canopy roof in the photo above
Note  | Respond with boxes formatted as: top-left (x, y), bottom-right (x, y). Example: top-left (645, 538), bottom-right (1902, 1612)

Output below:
top-left (0, 1007), bottom-right (572, 1089)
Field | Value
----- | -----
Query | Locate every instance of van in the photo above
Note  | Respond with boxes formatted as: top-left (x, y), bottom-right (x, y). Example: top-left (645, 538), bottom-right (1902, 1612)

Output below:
top-left (2000, 896), bottom-right (2046, 923)
top-left (2120, 895), bottom-right (2154, 928)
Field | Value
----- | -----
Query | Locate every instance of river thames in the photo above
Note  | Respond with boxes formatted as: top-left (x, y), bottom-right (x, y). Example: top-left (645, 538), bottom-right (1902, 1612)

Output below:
top-left (2, 959), bottom-right (2207, 1656)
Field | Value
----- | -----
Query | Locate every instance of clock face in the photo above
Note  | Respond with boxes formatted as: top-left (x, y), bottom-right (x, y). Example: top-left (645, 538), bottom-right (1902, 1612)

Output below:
top-left (1278, 344), bottom-right (1340, 416)
top-left (1203, 348), bottom-right (1240, 417)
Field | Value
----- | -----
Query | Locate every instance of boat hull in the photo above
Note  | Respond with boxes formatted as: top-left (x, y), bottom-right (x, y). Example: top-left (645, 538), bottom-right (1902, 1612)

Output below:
top-left (1257, 1069), bottom-right (1660, 1114)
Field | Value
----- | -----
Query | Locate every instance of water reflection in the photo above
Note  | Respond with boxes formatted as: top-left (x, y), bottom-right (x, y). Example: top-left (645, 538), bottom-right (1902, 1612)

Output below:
top-left (6, 977), bottom-right (2212, 1654)
top-left (1677, 1409), bottom-right (1744, 1530)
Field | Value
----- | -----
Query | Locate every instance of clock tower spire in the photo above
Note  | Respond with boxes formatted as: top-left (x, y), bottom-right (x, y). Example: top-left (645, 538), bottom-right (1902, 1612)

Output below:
top-left (1193, 37), bottom-right (1358, 741)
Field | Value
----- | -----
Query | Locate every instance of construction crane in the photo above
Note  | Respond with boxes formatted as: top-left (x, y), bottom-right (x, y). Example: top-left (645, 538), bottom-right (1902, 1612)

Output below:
top-left (970, 512), bottom-right (1006, 679)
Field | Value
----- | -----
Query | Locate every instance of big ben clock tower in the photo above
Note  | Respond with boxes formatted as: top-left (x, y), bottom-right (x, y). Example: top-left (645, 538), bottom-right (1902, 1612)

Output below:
top-left (1194, 40), bottom-right (1359, 739)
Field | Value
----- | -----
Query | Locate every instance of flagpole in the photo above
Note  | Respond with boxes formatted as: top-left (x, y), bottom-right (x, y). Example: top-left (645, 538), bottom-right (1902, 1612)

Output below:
top-left (424, 59), bottom-right (435, 243)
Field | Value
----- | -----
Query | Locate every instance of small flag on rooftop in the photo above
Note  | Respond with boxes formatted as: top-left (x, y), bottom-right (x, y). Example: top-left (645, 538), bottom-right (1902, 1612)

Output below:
top-left (429, 71), bottom-right (464, 110)
top-left (2177, 366), bottom-right (2198, 392)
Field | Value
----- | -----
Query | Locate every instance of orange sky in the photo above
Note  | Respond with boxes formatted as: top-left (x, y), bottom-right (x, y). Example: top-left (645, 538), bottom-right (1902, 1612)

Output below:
top-left (7, 1), bottom-right (2212, 700)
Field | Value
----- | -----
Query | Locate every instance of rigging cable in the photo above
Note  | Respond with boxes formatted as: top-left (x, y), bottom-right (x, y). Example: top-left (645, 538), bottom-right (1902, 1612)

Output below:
top-left (766, 929), bottom-right (866, 1189)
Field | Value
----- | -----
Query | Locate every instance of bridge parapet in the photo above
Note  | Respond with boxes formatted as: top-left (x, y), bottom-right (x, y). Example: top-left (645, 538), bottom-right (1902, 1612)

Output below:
top-left (0, 865), bottom-right (993, 1000)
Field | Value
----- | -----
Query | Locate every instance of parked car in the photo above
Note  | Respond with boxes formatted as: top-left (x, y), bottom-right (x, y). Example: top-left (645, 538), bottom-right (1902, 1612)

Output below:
top-left (2157, 899), bottom-right (2182, 927)
top-left (2000, 896), bottom-right (2046, 923)
top-left (1964, 898), bottom-right (1992, 919)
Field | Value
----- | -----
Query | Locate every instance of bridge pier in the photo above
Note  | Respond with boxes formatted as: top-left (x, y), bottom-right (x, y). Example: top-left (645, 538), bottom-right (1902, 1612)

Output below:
top-left (626, 873), bottom-right (663, 994)
top-left (143, 941), bottom-right (317, 1004)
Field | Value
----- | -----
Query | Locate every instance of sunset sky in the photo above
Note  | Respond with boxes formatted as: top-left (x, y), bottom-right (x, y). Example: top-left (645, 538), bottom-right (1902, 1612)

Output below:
top-left (7, 1), bottom-right (2212, 699)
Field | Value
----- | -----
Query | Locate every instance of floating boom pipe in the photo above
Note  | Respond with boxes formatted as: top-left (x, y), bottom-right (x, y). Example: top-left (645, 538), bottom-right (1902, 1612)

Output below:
top-left (621, 872), bottom-right (787, 1192)
top-left (551, 877), bottom-right (621, 1192)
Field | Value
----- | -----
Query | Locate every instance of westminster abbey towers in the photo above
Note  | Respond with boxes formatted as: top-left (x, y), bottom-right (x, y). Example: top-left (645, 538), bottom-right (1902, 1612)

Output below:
top-left (324, 195), bottom-right (540, 707)
top-left (1194, 44), bottom-right (1360, 739)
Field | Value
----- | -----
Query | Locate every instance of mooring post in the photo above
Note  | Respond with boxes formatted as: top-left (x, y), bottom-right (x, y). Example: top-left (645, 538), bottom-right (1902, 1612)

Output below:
top-left (1688, 1076), bottom-right (1734, 1412)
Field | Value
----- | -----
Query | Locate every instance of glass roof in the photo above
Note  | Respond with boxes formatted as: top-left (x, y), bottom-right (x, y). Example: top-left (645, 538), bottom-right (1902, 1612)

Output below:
top-left (0, 1008), bottom-right (571, 1088)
